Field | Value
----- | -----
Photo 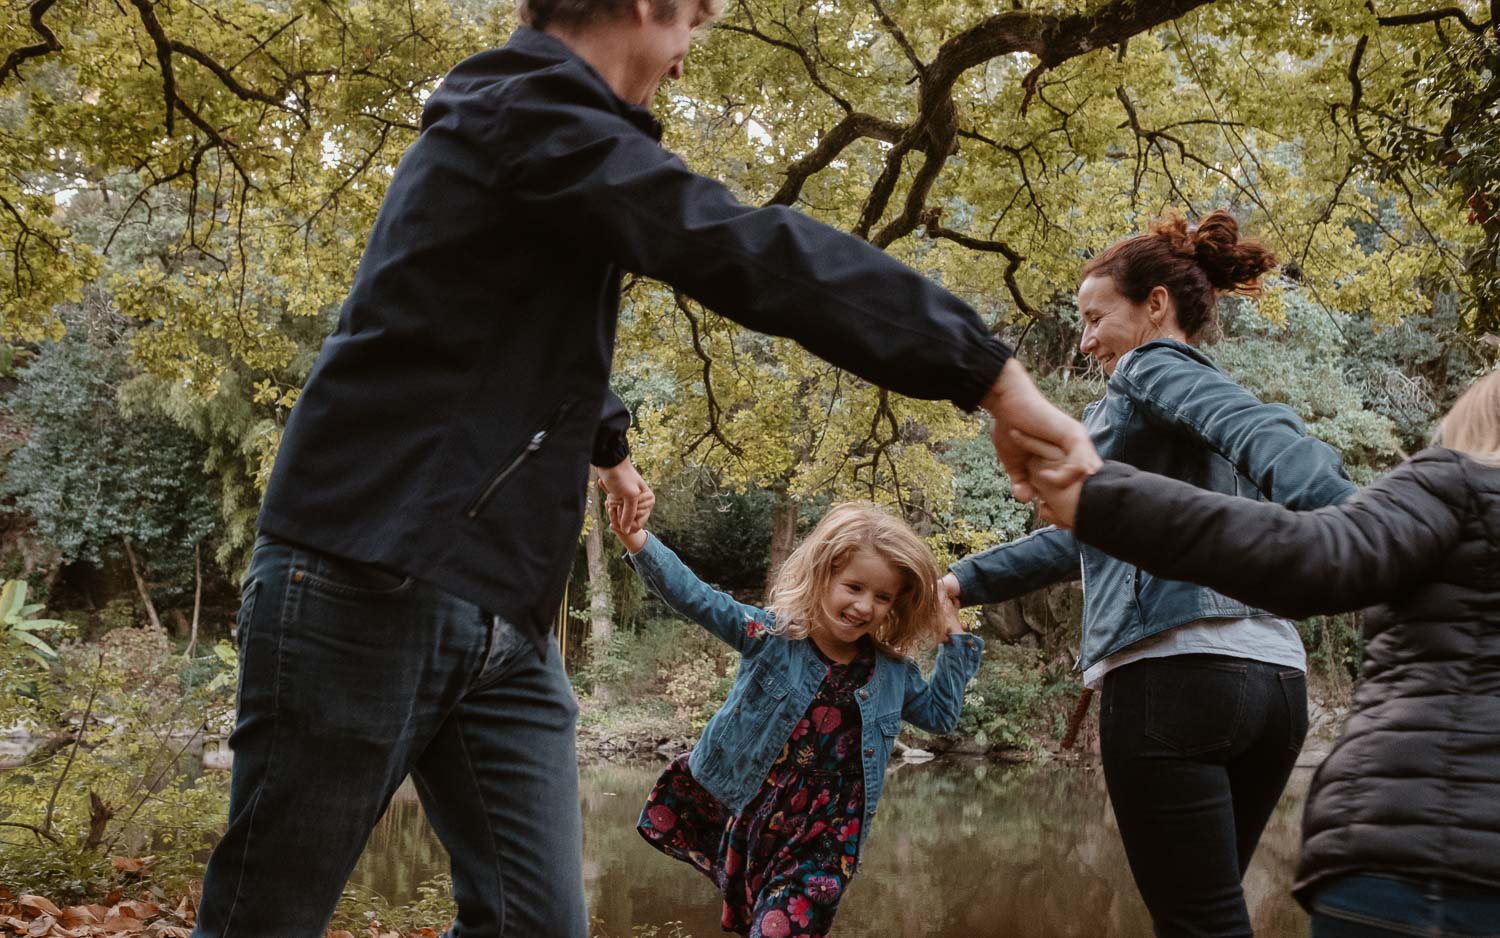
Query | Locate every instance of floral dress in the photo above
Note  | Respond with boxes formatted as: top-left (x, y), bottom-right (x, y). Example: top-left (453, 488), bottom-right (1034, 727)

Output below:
top-left (637, 640), bottom-right (874, 938)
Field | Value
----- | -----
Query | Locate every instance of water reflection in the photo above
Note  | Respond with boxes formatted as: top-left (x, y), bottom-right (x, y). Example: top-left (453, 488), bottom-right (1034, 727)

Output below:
top-left (350, 761), bottom-right (1312, 937)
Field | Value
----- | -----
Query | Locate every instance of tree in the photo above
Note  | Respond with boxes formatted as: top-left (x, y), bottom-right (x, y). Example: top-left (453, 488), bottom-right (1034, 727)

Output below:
top-left (2, 0), bottom-right (1494, 587)
top-left (0, 304), bottom-right (222, 613)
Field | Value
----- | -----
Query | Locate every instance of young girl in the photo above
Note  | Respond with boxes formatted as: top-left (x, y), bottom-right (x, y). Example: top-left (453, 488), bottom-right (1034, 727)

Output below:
top-left (611, 501), bottom-right (982, 938)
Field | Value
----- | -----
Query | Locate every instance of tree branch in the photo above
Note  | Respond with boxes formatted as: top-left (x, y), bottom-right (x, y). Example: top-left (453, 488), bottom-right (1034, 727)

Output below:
top-left (0, 0), bottom-right (62, 87)
top-left (921, 208), bottom-right (1039, 321)
top-left (1372, 5), bottom-right (1488, 34)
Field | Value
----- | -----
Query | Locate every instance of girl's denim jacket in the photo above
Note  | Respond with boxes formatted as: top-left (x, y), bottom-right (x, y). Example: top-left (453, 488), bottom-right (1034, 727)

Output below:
top-left (626, 534), bottom-right (983, 856)
top-left (950, 339), bottom-right (1355, 673)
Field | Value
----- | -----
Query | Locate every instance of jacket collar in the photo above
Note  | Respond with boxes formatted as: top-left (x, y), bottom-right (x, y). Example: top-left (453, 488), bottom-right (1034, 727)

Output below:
top-left (505, 26), bottom-right (665, 141)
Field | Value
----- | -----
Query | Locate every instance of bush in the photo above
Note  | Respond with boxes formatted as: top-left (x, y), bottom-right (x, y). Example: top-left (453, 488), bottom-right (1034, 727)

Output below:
top-left (950, 645), bottom-right (1073, 752)
top-left (0, 625), bottom-right (236, 901)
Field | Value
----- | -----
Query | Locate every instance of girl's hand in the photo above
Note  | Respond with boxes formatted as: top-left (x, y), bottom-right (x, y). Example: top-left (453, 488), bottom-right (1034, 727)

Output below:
top-left (607, 509), bottom-right (648, 554)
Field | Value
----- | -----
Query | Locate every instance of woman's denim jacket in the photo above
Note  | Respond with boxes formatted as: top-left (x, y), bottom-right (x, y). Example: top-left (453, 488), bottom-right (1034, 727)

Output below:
top-left (950, 339), bottom-right (1355, 672)
top-left (626, 534), bottom-right (983, 855)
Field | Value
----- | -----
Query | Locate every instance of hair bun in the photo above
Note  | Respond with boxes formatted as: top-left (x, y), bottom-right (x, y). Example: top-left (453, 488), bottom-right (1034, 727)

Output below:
top-left (1150, 210), bottom-right (1278, 296)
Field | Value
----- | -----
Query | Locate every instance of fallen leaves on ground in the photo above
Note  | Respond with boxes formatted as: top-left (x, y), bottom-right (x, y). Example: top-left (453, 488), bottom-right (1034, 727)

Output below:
top-left (0, 894), bottom-right (435, 938)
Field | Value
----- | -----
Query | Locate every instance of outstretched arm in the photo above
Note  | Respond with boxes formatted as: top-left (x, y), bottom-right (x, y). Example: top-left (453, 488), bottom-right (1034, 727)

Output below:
top-left (1111, 345), bottom-right (1354, 509)
top-left (1061, 451), bottom-right (1467, 619)
top-left (900, 632), bottom-right (985, 734)
top-left (945, 526), bottom-right (1080, 608)
top-left (620, 533), bottom-right (774, 657)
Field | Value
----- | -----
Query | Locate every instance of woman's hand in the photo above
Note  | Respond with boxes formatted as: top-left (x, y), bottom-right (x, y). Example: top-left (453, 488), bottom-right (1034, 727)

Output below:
top-left (937, 585), bottom-right (965, 643)
top-left (938, 572), bottom-right (961, 606)
top-left (982, 358), bottom-right (1100, 503)
top-left (1010, 429), bottom-right (1093, 528)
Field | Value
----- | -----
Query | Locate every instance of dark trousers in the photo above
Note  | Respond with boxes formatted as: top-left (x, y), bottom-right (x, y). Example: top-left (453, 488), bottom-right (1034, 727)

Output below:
top-left (192, 536), bottom-right (588, 938)
top-left (1101, 654), bottom-right (1308, 938)
top-left (1310, 874), bottom-right (1500, 938)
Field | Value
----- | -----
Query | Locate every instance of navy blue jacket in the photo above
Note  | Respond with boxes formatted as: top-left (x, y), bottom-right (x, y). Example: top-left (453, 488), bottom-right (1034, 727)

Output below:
top-left (950, 340), bottom-right (1354, 670)
top-left (259, 28), bottom-right (1012, 642)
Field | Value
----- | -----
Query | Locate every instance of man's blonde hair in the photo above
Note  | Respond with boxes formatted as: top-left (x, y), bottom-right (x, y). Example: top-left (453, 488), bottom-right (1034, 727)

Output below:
top-left (1439, 369), bottom-right (1500, 465)
top-left (765, 502), bottom-right (946, 658)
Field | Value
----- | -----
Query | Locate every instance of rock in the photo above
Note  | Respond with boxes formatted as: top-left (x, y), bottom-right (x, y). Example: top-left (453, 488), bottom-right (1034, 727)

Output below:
top-left (202, 744), bottom-right (233, 772)
top-left (980, 601), bottom-right (1034, 643)
top-left (900, 747), bottom-right (935, 763)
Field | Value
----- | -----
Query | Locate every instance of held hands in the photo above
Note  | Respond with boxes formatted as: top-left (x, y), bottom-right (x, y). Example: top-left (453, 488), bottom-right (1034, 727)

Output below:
top-left (1008, 430), bottom-right (1093, 529)
top-left (597, 458), bottom-right (655, 553)
top-left (936, 581), bottom-right (965, 644)
top-left (981, 359), bottom-right (1100, 503)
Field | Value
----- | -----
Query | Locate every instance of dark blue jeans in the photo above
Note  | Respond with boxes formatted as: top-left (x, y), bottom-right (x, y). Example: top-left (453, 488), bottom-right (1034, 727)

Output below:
top-left (192, 536), bottom-right (586, 938)
top-left (1310, 874), bottom-right (1500, 937)
top-left (1101, 654), bottom-right (1308, 938)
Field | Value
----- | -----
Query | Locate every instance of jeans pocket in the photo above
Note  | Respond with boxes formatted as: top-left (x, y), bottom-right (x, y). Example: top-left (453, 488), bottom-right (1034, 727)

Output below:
top-left (235, 580), bottom-right (258, 653)
top-left (1279, 669), bottom-right (1310, 757)
top-left (1144, 659), bottom-right (1248, 755)
top-left (298, 551), bottom-right (414, 599)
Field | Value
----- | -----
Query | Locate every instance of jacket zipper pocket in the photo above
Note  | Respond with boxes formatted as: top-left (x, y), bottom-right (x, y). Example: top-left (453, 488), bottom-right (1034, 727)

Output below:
top-left (465, 400), bottom-right (575, 519)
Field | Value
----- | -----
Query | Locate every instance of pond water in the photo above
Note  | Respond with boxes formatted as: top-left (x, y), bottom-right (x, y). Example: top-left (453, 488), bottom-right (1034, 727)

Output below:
top-left (349, 759), bottom-right (1313, 938)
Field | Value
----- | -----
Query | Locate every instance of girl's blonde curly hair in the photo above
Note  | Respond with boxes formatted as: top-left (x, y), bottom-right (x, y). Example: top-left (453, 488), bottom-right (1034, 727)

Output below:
top-left (765, 502), bottom-right (946, 658)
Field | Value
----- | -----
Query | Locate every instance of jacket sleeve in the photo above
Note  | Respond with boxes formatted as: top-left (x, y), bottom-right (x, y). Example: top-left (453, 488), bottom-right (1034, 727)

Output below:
top-left (592, 389), bottom-right (631, 468)
top-left (496, 82), bottom-right (1010, 410)
top-left (1110, 345), bottom-right (1356, 509)
top-left (948, 527), bottom-right (1080, 606)
top-left (1074, 451), bottom-right (1468, 619)
top-left (624, 533), bottom-right (774, 657)
top-left (900, 633), bottom-right (985, 733)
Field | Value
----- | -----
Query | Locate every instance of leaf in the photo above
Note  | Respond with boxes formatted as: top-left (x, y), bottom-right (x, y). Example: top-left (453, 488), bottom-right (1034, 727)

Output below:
top-left (0, 581), bottom-right (22, 621)
top-left (109, 856), bottom-right (157, 874)
top-left (10, 630), bottom-right (56, 658)
top-left (16, 897), bottom-right (61, 918)
top-left (59, 905), bottom-right (100, 928)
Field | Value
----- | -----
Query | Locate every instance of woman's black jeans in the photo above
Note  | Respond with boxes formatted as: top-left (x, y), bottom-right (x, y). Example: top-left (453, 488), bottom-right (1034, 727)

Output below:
top-left (1101, 654), bottom-right (1309, 938)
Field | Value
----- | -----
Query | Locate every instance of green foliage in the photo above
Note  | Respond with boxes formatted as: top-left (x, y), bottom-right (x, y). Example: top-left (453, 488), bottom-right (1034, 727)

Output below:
top-left (1299, 613), bottom-right (1364, 685)
top-left (1, 318), bottom-right (222, 597)
top-left (1, 578), bottom-right (70, 667)
top-left (0, 627), bottom-right (236, 901)
top-left (951, 645), bottom-right (1072, 752)
top-left (332, 874), bottom-right (457, 935)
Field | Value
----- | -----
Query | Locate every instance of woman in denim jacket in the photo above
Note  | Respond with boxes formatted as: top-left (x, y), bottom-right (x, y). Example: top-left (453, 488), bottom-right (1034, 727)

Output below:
top-left (941, 212), bottom-right (1355, 937)
top-left (613, 501), bottom-right (982, 937)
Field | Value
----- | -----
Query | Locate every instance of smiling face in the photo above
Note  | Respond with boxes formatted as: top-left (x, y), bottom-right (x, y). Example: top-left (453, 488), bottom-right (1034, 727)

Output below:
top-left (815, 547), bottom-right (904, 659)
top-left (1077, 274), bottom-right (1184, 375)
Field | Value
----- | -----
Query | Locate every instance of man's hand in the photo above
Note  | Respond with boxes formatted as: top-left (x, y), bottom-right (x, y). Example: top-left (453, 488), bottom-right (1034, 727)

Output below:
top-left (596, 457), bottom-right (654, 536)
top-left (980, 358), bottom-right (1100, 503)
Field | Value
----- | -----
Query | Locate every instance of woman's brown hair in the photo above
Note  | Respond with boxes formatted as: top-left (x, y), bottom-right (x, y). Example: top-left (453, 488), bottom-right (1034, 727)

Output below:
top-left (1081, 210), bottom-right (1279, 341)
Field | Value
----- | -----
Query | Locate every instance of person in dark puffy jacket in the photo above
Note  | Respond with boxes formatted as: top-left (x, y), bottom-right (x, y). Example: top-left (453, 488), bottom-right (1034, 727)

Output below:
top-left (1022, 369), bottom-right (1500, 937)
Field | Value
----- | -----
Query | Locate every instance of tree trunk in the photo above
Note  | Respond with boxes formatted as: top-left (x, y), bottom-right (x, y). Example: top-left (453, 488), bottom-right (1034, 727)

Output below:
top-left (584, 471), bottom-right (614, 704)
top-left (764, 487), bottom-right (799, 599)
top-left (122, 539), bottom-right (163, 631)
top-left (186, 542), bottom-right (202, 657)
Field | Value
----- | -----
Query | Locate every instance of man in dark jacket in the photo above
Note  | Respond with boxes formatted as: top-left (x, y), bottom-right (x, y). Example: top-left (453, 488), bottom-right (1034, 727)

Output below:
top-left (192, 0), bottom-right (1097, 935)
